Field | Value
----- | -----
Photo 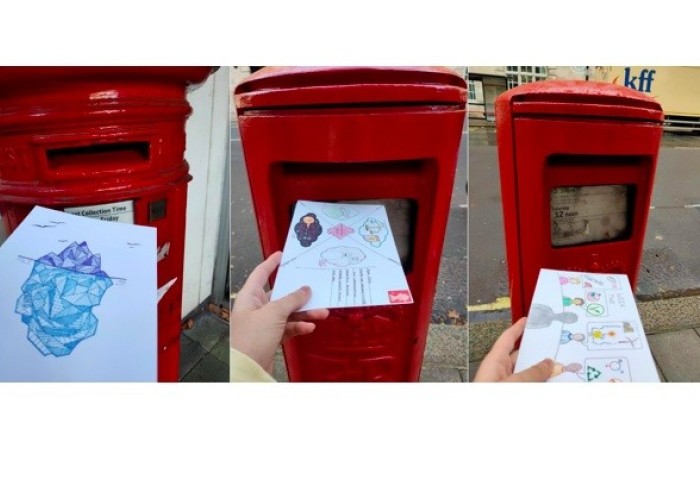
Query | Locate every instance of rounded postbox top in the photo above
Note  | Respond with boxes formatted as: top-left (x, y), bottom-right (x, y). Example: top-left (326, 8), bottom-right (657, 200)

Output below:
top-left (235, 66), bottom-right (467, 111)
top-left (496, 80), bottom-right (663, 122)
top-left (0, 67), bottom-right (215, 94)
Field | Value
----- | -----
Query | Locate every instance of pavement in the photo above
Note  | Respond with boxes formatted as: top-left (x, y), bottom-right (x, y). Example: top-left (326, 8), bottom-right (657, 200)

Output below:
top-left (179, 308), bottom-right (230, 382)
top-left (230, 120), bottom-right (468, 382)
top-left (468, 124), bottom-right (700, 382)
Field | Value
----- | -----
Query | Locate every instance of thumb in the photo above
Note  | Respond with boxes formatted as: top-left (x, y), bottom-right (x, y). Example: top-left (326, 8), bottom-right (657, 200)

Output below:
top-left (507, 358), bottom-right (554, 382)
top-left (268, 286), bottom-right (312, 318)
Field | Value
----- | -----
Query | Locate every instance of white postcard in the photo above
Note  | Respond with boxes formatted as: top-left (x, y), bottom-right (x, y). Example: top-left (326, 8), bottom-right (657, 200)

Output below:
top-left (271, 200), bottom-right (413, 311)
top-left (0, 206), bottom-right (157, 382)
top-left (514, 268), bottom-right (659, 383)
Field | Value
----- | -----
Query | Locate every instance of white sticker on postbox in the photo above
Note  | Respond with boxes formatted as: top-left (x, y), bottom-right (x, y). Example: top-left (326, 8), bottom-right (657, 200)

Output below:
top-left (64, 201), bottom-right (135, 224)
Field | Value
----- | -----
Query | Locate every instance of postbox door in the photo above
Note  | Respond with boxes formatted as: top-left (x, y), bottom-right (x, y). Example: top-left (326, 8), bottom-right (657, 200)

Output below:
top-left (240, 106), bottom-right (463, 381)
top-left (512, 117), bottom-right (661, 315)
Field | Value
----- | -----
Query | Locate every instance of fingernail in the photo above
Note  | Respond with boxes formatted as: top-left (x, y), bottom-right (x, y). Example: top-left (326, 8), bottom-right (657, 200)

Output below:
top-left (299, 285), bottom-right (311, 294)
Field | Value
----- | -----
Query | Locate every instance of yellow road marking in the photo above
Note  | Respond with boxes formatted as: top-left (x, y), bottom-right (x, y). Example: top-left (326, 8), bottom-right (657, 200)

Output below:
top-left (467, 296), bottom-right (511, 312)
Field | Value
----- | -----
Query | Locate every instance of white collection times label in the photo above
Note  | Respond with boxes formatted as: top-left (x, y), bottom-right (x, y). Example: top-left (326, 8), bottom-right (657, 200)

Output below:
top-left (64, 201), bottom-right (135, 224)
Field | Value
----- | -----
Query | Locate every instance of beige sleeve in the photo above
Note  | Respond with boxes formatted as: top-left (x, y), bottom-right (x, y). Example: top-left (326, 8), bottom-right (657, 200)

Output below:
top-left (230, 347), bottom-right (276, 383)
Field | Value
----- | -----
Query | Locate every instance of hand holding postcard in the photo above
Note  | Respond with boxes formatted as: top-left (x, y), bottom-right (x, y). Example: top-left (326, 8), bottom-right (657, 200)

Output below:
top-left (271, 200), bottom-right (413, 311)
top-left (514, 268), bottom-right (659, 382)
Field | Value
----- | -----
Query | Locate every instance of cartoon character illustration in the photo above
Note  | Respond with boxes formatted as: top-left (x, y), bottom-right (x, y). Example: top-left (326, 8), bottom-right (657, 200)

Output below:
top-left (358, 217), bottom-right (388, 248)
top-left (563, 296), bottom-right (585, 307)
top-left (319, 247), bottom-right (366, 268)
top-left (560, 330), bottom-right (585, 345)
top-left (550, 362), bottom-right (583, 379)
top-left (586, 291), bottom-right (602, 302)
top-left (294, 213), bottom-right (323, 248)
top-left (527, 303), bottom-right (578, 329)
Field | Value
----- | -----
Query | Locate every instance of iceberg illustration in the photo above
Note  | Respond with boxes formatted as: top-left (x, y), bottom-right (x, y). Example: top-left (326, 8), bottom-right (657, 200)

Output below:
top-left (15, 242), bottom-right (113, 357)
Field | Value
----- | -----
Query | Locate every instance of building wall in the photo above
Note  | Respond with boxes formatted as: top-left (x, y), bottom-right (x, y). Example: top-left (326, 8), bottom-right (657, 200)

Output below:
top-left (182, 66), bottom-right (230, 316)
top-left (591, 66), bottom-right (700, 118)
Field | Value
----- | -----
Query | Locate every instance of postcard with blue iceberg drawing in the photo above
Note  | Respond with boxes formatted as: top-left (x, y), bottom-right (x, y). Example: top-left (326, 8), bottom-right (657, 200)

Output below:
top-left (271, 201), bottom-right (413, 311)
top-left (514, 269), bottom-right (659, 383)
top-left (0, 206), bottom-right (157, 382)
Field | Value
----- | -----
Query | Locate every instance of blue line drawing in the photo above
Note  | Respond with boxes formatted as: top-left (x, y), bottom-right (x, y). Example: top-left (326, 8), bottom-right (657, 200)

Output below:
top-left (15, 242), bottom-right (118, 357)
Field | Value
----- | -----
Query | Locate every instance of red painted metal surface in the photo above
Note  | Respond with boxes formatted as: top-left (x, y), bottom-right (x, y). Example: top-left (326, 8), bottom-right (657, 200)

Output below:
top-left (495, 80), bottom-right (663, 322)
top-left (0, 67), bottom-right (214, 382)
top-left (235, 66), bottom-right (466, 382)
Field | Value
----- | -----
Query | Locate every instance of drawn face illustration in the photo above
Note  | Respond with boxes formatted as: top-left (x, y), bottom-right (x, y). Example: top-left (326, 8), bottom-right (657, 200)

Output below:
top-left (294, 213), bottom-right (323, 248)
top-left (586, 291), bottom-right (602, 302)
top-left (563, 296), bottom-right (585, 307)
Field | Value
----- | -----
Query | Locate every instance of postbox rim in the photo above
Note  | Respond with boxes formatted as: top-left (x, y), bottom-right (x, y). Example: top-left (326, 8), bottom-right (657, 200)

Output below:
top-left (234, 66), bottom-right (467, 109)
top-left (0, 67), bottom-right (216, 91)
top-left (496, 80), bottom-right (663, 120)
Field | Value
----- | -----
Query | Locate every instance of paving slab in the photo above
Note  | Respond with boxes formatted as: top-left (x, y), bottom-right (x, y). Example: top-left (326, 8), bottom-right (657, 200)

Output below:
top-left (419, 366), bottom-right (462, 383)
top-left (210, 338), bottom-right (230, 365)
top-left (181, 353), bottom-right (229, 383)
top-left (182, 312), bottom-right (229, 352)
top-left (179, 334), bottom-right (207, 380)
top-left (637, 247), bottom-right (700, 300)
top-left (422, 324), bottom-right (468, 369)
top-left (648, 329), bottom-right (700, 382)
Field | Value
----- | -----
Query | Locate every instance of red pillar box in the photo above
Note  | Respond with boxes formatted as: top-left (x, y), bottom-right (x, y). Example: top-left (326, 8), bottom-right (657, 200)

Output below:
top-left (235, 67), bottom-right (466, 382)
top-left (0, 67), bottom-right (214, 381)
top-left (495, 81), bottom-right (663, 322)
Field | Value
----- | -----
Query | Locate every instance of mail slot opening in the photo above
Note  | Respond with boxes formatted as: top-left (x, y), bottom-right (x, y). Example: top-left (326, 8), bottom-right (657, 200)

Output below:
top-left (550, 184), bottom-right (635, 247)
top-left (46, 141), bottom-right (150, 171)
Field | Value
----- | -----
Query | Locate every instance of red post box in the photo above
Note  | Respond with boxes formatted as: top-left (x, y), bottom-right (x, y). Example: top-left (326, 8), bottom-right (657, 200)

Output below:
top-left (235, 66), bottom-right (466, 382)
top-left (495, 80), bottom-right (663, 322)
top-left (0, 67), bottom-right (214, 381)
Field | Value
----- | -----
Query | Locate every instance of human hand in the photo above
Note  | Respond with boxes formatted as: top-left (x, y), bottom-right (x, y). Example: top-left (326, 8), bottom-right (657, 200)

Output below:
top-left (473, 317), bottom-right (554, 382)
top-left (231, 251), bottom-right (330, 374)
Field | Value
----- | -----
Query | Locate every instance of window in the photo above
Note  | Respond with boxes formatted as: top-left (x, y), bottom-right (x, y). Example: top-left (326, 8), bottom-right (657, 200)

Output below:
top-left (468, 79), bottom-right (477, 101)
top-left (506, 66), bottom-right (548, 89)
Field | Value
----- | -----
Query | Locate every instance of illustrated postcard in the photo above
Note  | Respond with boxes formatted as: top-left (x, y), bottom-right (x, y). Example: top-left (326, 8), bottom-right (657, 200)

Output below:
top-left (514, 268), bottom-right (659, 383)
top-left (271, 200), bottom-right (413, 311)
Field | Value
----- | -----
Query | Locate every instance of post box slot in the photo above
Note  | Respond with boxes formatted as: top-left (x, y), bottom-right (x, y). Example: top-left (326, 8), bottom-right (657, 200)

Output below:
top-left (46, 142), bottom-right (151, 172)
top-left (550, 184), bottom-right (635, 247)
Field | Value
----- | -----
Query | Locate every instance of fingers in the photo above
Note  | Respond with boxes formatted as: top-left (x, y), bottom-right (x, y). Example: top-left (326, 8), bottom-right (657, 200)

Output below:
top-left (269, 285), bottom-right (312, 316)
top-left (241, 252), bottom-right (283, 292)
top-left (489, 317), bottom-right (527, 356)
top-left (506, 358), bottom-right (554, 382)
top-left (283, 321), bottom-right (316, 340)
top-left (289, 308), bottom-right (330, 322)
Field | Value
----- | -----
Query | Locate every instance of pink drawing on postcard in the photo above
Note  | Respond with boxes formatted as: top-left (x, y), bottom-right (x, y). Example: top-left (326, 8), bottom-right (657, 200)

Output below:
top-left (328, 223), bottom-right (354, 240)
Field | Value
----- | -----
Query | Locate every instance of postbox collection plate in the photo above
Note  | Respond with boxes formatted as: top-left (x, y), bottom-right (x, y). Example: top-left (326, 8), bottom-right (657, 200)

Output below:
top-left (64, 200), bottom-right (136, 224)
